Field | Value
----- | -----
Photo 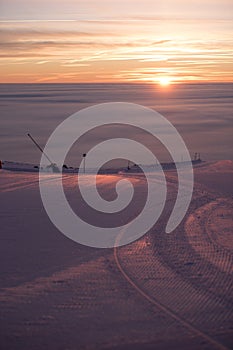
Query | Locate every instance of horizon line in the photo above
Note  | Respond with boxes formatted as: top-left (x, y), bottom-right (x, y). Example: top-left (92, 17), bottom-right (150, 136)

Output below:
top-left (0, 81), bottom-right (232, 85)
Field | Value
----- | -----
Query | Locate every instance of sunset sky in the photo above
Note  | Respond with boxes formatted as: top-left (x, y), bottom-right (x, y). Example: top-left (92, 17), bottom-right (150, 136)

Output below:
top-left (0, 0), bottom-right (233, 83)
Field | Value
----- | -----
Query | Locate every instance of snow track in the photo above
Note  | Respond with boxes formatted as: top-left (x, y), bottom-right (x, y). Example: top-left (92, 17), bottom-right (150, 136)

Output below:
top-left (114, 172), bottom-right (233, 349)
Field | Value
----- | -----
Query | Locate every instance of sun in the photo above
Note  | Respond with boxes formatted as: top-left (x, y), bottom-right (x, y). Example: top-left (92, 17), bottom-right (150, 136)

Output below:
top-left (159, 77), bottom-right (171, 86)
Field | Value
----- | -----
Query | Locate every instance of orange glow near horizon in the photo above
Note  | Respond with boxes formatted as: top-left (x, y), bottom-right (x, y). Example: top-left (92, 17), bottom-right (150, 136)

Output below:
top-left (0, 1), bottom-right (232, 83)
top-left (158, 77), bottom-right (172, 86)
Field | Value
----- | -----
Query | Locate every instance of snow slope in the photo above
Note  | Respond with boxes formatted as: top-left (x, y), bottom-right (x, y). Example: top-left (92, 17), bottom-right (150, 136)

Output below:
top-left (0, 161), bottom-right (232, 350)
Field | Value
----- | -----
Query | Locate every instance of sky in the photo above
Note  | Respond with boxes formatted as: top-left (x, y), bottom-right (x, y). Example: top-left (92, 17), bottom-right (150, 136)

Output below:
top-left (0, 0), bottom-right (233, 83)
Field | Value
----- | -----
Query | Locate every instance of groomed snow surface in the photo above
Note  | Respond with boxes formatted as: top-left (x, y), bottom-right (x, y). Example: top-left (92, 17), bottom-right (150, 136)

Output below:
top-left (0, 161), bottom-right (232, 350)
